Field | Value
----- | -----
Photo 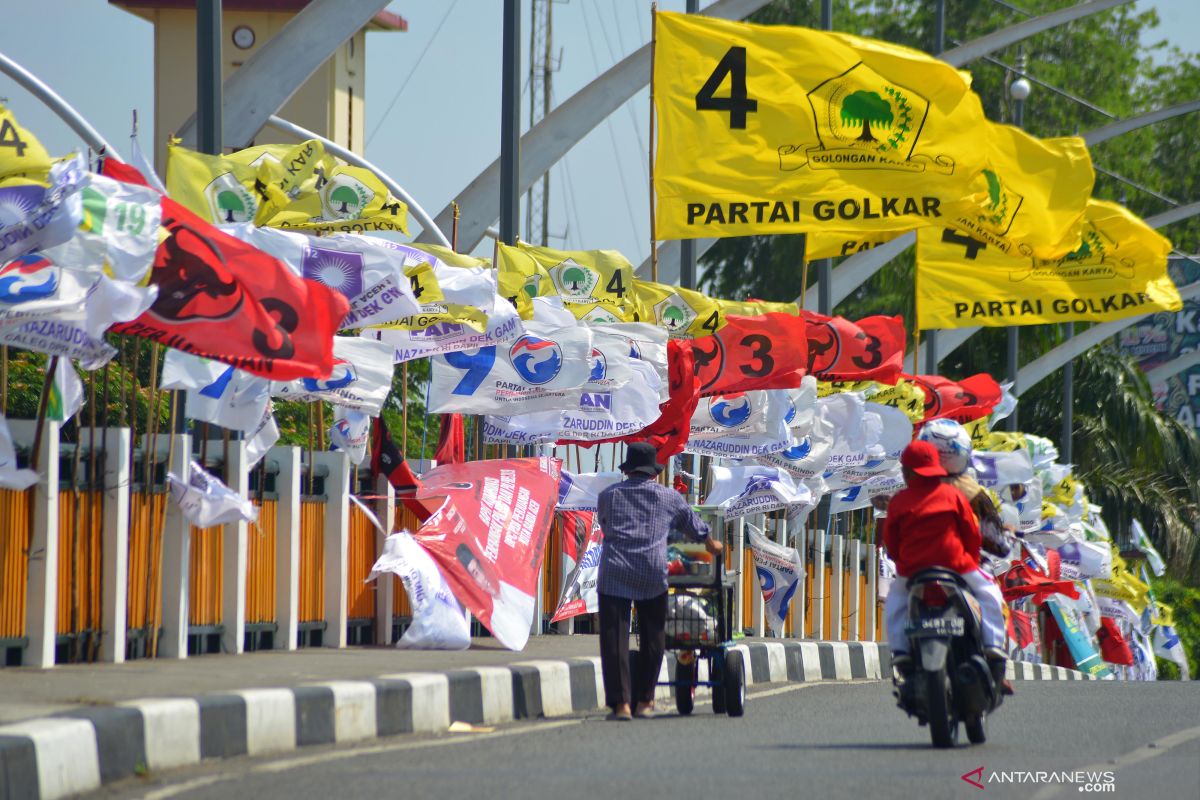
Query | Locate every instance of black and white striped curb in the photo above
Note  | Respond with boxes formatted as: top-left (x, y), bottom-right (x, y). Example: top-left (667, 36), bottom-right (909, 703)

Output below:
top-left (0, 642), bottom-right (1091, 800)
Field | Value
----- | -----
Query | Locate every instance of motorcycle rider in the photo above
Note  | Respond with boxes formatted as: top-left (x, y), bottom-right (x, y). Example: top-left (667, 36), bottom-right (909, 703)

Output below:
top-left (883, 440), bottom-right (1013, 697)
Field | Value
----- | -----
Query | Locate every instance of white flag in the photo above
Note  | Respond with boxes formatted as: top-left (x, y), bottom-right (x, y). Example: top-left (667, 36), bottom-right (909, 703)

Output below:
top-left (0, 155), bottom-right (85, 263)
top-left (49, 358), bottom-right (84, 422)
top-left (589, 322), bottom-right (670, 401)
top-left (129, 131), bottom-right (169, 195)
top-left (162, 351), bottom-right (271, 433)
top-left (1055, 537), bottom-right (1113, 580)
top-left (686, 390), bottom-right (791, 458)
top-left (369, 292), bottom-right (524, 363)
top-left (971, 449), bottom-right (1034, 488)
top-left (367, 531), bottom-right (471, 650)
top-left (429, 321), bottom-right (593, 415)
top-left (245, 403), bottom-right (279, 470)
top-left (555, 470), bottom-right (623, 511)
top-left (0, 415), bottom-right (38, 490)
top-left (705, 465), bottom-right (813, 518)
top-left (1130, 519), bottom-right (1166, 577)
top-left (272, 336), bottom-right (394, 416)
top-left (166, 460), bottom-right (258, 528)
top-left (747, 523), bottom-right (804, 636)
top-left (1152, 625), bottom-right (1190, 680)
top-left (64, 170), bottom-right (162, 283)
top-left (330, 407), bottom-right (370, 466)
top-left (757, 415), bottom-right (835, 480)
top-left (551, 519), bottom-right (604, 623)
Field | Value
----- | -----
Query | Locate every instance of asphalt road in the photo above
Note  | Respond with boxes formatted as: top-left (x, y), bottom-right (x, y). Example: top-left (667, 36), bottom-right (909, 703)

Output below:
top-left (97, 680), bottom-right (1200, 800)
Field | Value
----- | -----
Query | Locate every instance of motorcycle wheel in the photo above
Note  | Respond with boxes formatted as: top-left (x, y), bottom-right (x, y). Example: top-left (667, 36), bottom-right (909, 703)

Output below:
top-left (674, 660), bottom-right (695, 716)
top-left (925, 668), bottom-right (959, 748)
top-left (966, 712), bottom-right (987, 745)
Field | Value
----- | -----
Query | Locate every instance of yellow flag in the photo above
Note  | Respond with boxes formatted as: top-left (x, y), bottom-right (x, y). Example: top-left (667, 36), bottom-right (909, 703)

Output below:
top-left (632, 279), bottom-right (796, 338)
top-left (916, 199), bottom-right (1181, 329)
top-left (372, 242), bottom-right (490, 332)
top-left (804, 229), bottom-right (905, 260)
top-left (653, 11), bottom-right (988, 240)
top-left (818, 379), bottom-right (926, 422)
top-left (495, 242), bottom-right (638, 322)
top-left (948, 125), bottom-right (1093, 259)
top-left (1094, 551), bottom-right (1151, 612)
top-left (0, 105), bottom-right (52, 181)
top-left (166, 140), bottom-right (409, 234)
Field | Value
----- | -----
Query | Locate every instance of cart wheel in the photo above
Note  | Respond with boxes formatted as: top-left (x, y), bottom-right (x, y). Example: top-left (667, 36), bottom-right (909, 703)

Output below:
top-left (711, 653), bottom-right (728, 714)
top-left (674, 660), bottom-right (695, 716)
top-left (724, 649), bottom-right (746, 717)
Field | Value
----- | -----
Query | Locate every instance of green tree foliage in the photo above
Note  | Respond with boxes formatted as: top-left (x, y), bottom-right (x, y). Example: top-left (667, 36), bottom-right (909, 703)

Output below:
top-left (699, 0), bottom-right (1200, 578)
top-left (1150, 576), bottom-right (1200, 680)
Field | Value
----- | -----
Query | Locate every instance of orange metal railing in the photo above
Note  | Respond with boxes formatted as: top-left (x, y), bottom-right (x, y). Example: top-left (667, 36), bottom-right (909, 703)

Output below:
top-left (299, 500), bottom-right (325, 623)
top-left (56, 491), bottom-right (104, 636)
top-left (347, 504), bottom-right (376, 620)
top-left (391, 505), bottom-right (423, 617)
top-left (127, 493), bottom-right (167, 632)
top-left (188, 524), bottom-right (223, 626)
top-left (0, 489), bottom-right (31, 639)
top-left (245, 500), bottom-right (278, 624)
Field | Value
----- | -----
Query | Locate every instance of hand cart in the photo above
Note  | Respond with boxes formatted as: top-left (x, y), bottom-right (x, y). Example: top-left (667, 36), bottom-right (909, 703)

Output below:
top-left (646, 521), bottom-right (746, 717)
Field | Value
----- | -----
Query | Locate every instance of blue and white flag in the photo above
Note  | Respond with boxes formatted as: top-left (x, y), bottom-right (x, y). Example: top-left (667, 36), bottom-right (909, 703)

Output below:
top-left (330, 407), bottom-right (370, 466)
top-left (747, 523), bottom-right (804, 636)
top-left (162, 351), bottom-right (272, 433)
top-left (686, 390), bottom-right (791, 458)
top-left (167, 460), bottom-right (258, 528)
top-left (555, 470), bottom-right (622, 512)
top-left (272, 336), bottom-right (394, 416)
top-left (1130, 519), bottom-right (1166, 577)
top-left (705, 465), bottom-right (813, 518)
top-left (1055, 537), bottom-right (1112, 581)
top-left (1152, 624), bottom-right (1190, 680)
top-left (589, 322), bottom-right (670, 401)
top-left (971, 448), bottom-right (1034, 489)
top-left (757, 415), bottom-right (835, 480)
top-left (0, 415), bottom-right (38, 490)
top-left (0, 155), bottom-right (85, 263)
top-left (430, 321), bottom-right (593, 415)
top-left (369, 291), bottom-right (524, 363)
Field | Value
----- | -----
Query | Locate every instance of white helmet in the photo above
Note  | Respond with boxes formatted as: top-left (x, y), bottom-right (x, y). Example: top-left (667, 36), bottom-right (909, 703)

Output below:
top-left (917, 418), bottom-right (972, 475)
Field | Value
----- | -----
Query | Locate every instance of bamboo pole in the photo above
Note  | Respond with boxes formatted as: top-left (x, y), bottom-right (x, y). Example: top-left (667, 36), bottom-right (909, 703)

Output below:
top-left (649, 3), bottom-right (658, 282)
top-left (401, 362), bottom-right (408, 459)
top-left (1, 346), bottom-right (7, 414)
top-left (140, 346), bottom-right (162, 645)
top-left (69, 378), bottom-right (85, 662)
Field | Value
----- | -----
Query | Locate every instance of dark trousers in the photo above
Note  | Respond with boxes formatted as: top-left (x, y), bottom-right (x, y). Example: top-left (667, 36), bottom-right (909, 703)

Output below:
top-left (598, 591), bottom-right (667, 709)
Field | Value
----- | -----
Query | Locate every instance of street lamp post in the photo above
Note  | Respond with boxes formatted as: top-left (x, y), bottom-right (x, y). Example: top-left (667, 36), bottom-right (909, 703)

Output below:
top-left (1006, 53), bottom-right (1031, 432)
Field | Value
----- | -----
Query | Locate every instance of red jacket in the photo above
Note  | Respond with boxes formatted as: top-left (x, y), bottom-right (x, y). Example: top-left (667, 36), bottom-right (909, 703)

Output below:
top-left (883, 474), bottom-right (981, 577)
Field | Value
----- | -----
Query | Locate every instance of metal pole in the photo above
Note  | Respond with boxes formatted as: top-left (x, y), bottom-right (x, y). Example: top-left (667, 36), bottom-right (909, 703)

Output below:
top-left (679, 0), bottom-right (700, 289)
top-left (816, 0), bottom-right (834, 316)
top-left (1006, 50), bottom-right (1026, 432)
top-left (500, 0), bottom-right (521, 246)
top-left (196, 0), bottom-right (222, 157)
top-left (1062, 321), bottom-right (1074, 463)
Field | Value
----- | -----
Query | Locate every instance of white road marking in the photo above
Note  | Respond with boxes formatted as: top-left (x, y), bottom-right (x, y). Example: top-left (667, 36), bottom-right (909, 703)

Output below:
top-left (1031, 724), bottom-right (1200, 800)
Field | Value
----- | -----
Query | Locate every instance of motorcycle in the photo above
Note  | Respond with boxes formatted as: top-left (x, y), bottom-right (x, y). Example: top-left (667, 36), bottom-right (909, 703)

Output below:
top-left (892, 567), bottom-right (1004, 748)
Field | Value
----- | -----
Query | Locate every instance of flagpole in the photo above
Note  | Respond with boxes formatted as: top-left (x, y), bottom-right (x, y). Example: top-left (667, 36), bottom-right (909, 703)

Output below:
top-left (141, 345), bottom-right (162, 648)
top-left (649, 3), bottom-right (659, 283)
top-left (87, 368), bottom-right (100, 662)
top-left (68, 374), bottom-right (84, 662)
top-left (0, 346), bottom-right (7, 414)
top-left (149, 390), bottom-right (177, 658)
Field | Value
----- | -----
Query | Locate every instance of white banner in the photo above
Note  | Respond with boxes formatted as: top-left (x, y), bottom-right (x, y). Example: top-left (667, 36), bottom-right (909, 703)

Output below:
top-left (272, 336), bottom-right (394, 416)
top-left (588, 322), bottom-right (670, 401)
top-left (555, 470), bottom-right (623, 511)
top-left (747, 523), bottom-right (804, 636)
top-left (971, 449), bottom-right (1034, 488)
top-left (367, 531), bottom-right (471, 650)
top-left (705, 465), bottom-right (813, 518)
top-left (0, 156), bottom-right (85, 262)
top-left (162, 351), bottom-right (272, 433)
top-left (62, 171), bottom-right (162, 283)
top-left (685, 390), bottom-right (791, 458)
top-left (369, 293), bottom-right (524, 363)
top-left (550, 519), bottom-right (604, 623)
top-left (330, 407), bottom-right (370, 466)
top-left (829, 468), bottom-right (905, 514)
top-left (167, 460), bottom-right (258, 528)
top-left (757, 416), bottom-right (835, 479)
top-left (1055, 538), bottom-right (1113, 581)
top-left (0, 415), bottom-right (38, 490)
top-left (430, 321), bottom-right (593, 415)
top-left (223, 224), bottom-right (421, 327)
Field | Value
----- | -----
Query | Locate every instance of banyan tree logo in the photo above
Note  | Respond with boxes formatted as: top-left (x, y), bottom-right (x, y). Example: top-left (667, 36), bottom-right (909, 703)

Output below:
top-left (205, 172), bottom-right (257, 224)
top-left (550, 258), bottom-right (599, 300)
top-left (320, 173), bottom-right (374, 220)
top-left (653, 292), bottom-right (698, 336)
top-left (1011, 226), bottom-right (1133, 283)
top-left (778, 63), bottom-right (948, 175)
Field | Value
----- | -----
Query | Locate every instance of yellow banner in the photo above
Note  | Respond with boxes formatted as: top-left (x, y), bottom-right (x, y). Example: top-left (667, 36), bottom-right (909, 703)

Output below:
top-left (948, 124), bottom-right (1093, 259)
top-left (495, 242), bottom-right (638, 322)
top-left (805, 229), bottom-right (905, 260)
top-left (633, 279), bottom-right (796, 338)
top-left (166, 140), bottom-right (409, 234)
top-left (916, 199), bottom-right (1181, 329)
top-left (653, 11), bottom-right (988, 240)
top-left (0, 105), bottom-right (52, 182)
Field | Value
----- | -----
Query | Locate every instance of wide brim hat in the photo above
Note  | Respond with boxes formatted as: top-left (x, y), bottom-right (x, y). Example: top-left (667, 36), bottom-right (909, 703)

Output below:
top-left (618, 442), bottom-right (664, 476)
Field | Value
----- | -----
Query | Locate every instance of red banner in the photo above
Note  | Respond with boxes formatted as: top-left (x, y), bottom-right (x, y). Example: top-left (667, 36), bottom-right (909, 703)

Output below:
top-left (800, 312), bottom-right (905, 383)
top-left (691, 312), bottom-right (808, 396)
top-left (412, 457), bottom-right (561, 650)
top-left (908, 373), bottom-right (1002, 424)
top-left (107, 191), bottom-right (348, 381)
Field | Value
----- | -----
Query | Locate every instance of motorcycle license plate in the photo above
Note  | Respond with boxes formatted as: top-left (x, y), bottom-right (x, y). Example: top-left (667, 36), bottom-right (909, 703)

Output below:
top-left (908, 616), bottom-right (964, 637)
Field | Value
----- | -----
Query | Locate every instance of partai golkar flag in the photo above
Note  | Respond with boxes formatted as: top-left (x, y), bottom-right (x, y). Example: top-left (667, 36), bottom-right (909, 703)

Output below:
top-left (632, 279), bottom-right (797, 338)
top-left (946, 122), bottom-right (1093, 259)
top-left (652, 11), bottom-right (988, 240)
top-left (803, 229), bottom-right (905, 260)
top-left (915, 199), bottom-right (1181, 329)
top-left (496, 241), bottom-right (638, 323)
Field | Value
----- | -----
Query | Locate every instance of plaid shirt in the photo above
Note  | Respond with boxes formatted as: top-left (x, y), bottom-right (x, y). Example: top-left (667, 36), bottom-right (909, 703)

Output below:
top-left (596, 475), bottom-right (711, 600)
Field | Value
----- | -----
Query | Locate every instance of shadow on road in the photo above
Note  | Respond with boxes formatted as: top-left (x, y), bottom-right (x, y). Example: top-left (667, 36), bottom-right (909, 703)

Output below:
top-left (758, 742), bottom-right (934, 752)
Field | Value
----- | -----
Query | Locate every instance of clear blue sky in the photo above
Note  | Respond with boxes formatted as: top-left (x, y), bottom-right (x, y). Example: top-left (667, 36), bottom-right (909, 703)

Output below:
top-left (2, 1), bottom-right (1197, 268)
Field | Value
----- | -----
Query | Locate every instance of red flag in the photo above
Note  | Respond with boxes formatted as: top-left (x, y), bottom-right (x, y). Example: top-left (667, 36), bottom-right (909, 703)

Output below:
top-left (434, 414), bottom-right (466, 465)
top-left (108, 195), bottom-right (348, 380)
top-left (1096, 617), bottom-right (1134, 665)
top-left (1010, 609), bottom-right (1035, 649)
top-left (691, 312), bottom-right (807, 396)
top-left (100, 157), bottom-right (151, 188)
top-left (800, 312), bottom-right (905, 383)
top-left (413, 457), bottom-right (561, 650)
top-left (370, 417), bottom-right (434, 521)
top-left (909, 373), bottom-right (1002, 424)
